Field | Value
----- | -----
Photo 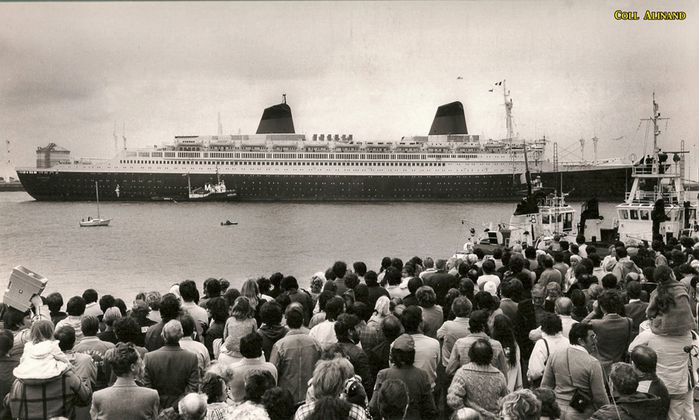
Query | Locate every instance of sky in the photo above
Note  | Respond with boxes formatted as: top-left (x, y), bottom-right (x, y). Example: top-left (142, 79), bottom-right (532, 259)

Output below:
top-left (1, 1), bottom-right (697, 174)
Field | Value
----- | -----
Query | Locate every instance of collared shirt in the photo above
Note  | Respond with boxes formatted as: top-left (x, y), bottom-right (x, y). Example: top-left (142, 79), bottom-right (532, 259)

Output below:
top-left (270, 329), bottom-right (321, 404)
top-left (447, 332), bottom-right (507, 379)
top-left (181, 301), bottom-right (209, 335)
top-left (436, 317), bottom-right (470, 367)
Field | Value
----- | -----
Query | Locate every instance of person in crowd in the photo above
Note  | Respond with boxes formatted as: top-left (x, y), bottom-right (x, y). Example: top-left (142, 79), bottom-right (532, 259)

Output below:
top-left (491, 314), bottom-right (522, 392)
top-left (447, 338), bottom-right (508, 418)
top-left (422, 259), bottom-right (458, 306)
top-left (499, 279), bottom-right (521, 322)
top-left (477, 259), bottom-right (501, 291)
top-left (178, 314), bottom-right (210, 379)
top-left (590, 362), bottom-right (663, 419)
top-left (582, 289), bottom-right (634, 374)
top-left (177, 393), bottom-right (207, 420)
top-left (436, 296), bottom-right (471, 369)
top-left (73, 315), bottom-right (115, 391)
top-left (268, 273), bottom-right (284, 300)
top-left (14, 320), bottom-right (70, 379)
top-left (225, 332), bottom-right (277, 405)
top-left (199, 278), bottom-right (222, 310)
top-left (178, 280), bottom-right (209, 339)
top-left (400, 305), bottom-right (440, 390)
top-left (0, 330), bottom-right (18, 413)
top-left (143, 319), bottom-right (199, 410)
top-left (130, 299), bottom-right (157, 342)
top-left (630, 345), bottom-right (671, 417)
top-left (257, 301), bottom-right (289, 361)
top-left (647, 265), bottom-right (694, 336)
top-left (55, 295), bottom-right (87, 344)
top-left (385, 266), bottom-right (408, 300)
top-left (45, 292), bottom-right (67, 326)
top-left (366, 314), bottom-right (402, 380)
top-left (629, 317), bottom-right (694, 419)
top-left (83, 289), bottom-right (103, 318)
top-left (541, 323), bottom-right (609, 419)
top-left (262, 386), bottom-right (296, 420)
top-left (499, 388), bottom-right (542, 420)
top-left (447, 310), bottom-right (507, 378)
top-left (308, 272), bottom-right (326, 308)
top-left (625, 280), bottom-right (649, 336)
top-left (366, 270), bottom-right (391, 311)
top-left (54, 325), bottom-right (96, 420)
top-left (514, 283), bottom-right (546, 376)
top-left (416, 286), bottom-right (443, 339)
top-left (569, 289), bottom-right (589, 322)
top-left (369, 334), bottom-right (437, 419)
top-left (281, 276), bottom-right (313, 326)
top-left (539, 256), bottom-right (563, 288)
top-left (527, 312), bottom-right (570, 386)
top-left (8, 326), bottom-right (92, 419)
top-left (529, 297), bottom-right (578, 340)
top-left (334, 313), bottom-right (373, 397)
top-left (200, 371), bottom-right (232, 419)
top-left (240, 279), bottom-right (265, 325)
top-left (113, 316), bottom-right (148, 362)
top-left (203, 297), bottom-right (228, 359)
top-left (373, 379), bottom-right (410, 420)
top-left (90, 342), bottom-right (159, 419)
top-left (144, 293), bottom-right (181, 351)
top-left (294, 357), bottom-right (369, 420)
top-left (270, 305), bottom-right (321, 404)
top-left (401, 277), bottom-right (423, 308)
top-left (309, 290), bottom-right (333, 328)
top-left (309, 296), bottom-right (344, 350)
top-left (612, 246), bottom-right (643, 282)
top-left (98, 307), bottom-right (122, 344)
top-left (532, 387), bottom-right (560, 420)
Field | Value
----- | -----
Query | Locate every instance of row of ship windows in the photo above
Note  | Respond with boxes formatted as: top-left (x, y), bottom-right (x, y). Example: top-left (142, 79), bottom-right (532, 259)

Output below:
top-left (119, 159), bottom-right (451, 167)
top-left (129, 152), bottom-right (485, 160)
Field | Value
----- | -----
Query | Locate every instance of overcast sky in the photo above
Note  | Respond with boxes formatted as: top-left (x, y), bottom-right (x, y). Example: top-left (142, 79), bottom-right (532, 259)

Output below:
top-left (1, 1), bottom-right (697, 171)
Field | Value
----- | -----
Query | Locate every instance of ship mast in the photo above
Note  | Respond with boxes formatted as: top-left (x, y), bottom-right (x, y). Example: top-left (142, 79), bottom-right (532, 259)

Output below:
top-left (642, 92), bottom-right (668, 154)
top-left (503, 80), bottom-right (514, 142)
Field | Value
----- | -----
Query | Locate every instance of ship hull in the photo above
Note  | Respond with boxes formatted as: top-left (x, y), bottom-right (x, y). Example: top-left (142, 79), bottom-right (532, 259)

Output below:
top-left (17, 167), bottom-right (630, 202)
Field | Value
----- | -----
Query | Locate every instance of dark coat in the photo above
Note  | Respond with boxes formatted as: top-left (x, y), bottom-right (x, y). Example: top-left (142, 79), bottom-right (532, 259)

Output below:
top-left (143, 344), bottom-right (199, 410)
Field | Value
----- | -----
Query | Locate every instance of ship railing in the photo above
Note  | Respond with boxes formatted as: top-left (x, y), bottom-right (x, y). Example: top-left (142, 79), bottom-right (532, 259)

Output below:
top-left (625, 190), bottom-right (686, 204)
top-left (632, 164), bottom-right (676, 177)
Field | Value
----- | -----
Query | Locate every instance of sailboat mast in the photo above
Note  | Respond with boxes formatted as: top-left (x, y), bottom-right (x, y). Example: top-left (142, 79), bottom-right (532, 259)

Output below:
top-left (95, 181), bottom-right (100, 219)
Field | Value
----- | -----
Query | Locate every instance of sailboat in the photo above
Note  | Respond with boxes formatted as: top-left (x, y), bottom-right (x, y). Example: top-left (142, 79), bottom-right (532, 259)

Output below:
top-left (80, 181), bottom-right (111, 227)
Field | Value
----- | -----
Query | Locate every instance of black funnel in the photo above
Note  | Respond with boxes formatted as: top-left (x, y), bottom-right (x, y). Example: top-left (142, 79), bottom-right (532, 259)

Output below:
top-left (428, 101), bottom-right (468, 135)
top-left (256, 103), bottom-right (295, 134)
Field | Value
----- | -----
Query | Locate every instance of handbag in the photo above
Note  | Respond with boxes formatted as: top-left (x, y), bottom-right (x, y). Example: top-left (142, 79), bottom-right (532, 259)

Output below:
top-left (565, 349), bottom-right (592, 412)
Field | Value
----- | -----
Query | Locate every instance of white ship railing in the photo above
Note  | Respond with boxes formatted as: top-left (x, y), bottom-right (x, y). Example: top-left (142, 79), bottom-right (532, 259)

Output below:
top-left (625, 190), bottom-right (687, 204)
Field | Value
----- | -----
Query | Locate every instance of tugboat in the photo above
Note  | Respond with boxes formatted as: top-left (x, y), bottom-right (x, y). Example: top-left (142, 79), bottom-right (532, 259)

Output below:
top-left (615, 93), bottom-right (697, 245)
top-left (459, 142), bottom-right (576, 254)
top-left (187, 167), bottom-right (238, 202)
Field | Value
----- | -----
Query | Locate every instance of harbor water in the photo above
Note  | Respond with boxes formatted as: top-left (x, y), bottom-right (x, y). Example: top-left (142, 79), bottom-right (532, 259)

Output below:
top-left (0, 191), bottom-right (618, 301)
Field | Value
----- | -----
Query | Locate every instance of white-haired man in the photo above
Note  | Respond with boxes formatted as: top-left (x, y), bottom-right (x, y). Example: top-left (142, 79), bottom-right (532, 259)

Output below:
top-left (143, 320), bottom-right (199, 410)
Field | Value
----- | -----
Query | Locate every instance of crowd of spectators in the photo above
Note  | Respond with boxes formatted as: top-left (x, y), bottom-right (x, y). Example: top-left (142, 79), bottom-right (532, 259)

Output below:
top-left (0, 234), bottom-right (697, 419)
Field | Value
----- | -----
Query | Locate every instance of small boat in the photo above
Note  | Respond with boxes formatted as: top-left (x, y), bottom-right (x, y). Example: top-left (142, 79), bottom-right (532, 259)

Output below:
top-left (80, 181), bottom-right (111, 227)
top-left (220, 220), bottom-right (238, 226)
top-left (187, 167), bottom-right (238, 202)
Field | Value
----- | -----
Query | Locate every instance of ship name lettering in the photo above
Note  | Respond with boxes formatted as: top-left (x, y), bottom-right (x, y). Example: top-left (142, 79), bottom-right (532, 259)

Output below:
top-left (643, 10), bottom-right (686, 20)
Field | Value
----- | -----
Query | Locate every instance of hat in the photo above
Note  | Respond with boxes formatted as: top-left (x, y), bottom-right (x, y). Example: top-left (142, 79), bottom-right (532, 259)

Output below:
top-left (392, 334), bottom-right (415, 352)
top-left (691, 259), bottom-right (699, 269)
top-left (132, 299), bottom-right (149, 313)
top-left (103, 307), bottom-right (122, 322)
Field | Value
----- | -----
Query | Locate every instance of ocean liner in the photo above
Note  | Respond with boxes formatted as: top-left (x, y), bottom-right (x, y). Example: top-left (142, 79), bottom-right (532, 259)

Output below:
top-left (16, 90), bottom-right (631, 202)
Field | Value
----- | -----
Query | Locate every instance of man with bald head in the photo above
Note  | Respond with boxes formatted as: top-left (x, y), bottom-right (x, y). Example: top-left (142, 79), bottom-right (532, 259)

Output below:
top-left (143, 320), bottom-right (199, 410)
top-left (631, 345), bottom-right (670, 417)
top-left (528, 297), bottom-right (578, 341)
top-left (178, 393), bottom-right (207, 420)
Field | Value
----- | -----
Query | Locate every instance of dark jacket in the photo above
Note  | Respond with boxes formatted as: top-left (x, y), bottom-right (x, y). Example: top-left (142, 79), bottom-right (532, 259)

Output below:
top-left (590, 392), bottom-right (663, 420)
top-left (257, 324), bottom-right (288, 362)
top-left (369, 366), bottom-right (438, 420)
top-left (143, 344), bottom-right (199, 410)
top-left (422, 271), bottom-right (457, 307)
top-left (624, 300), bottom-right (649, 336)
top-left (337, 341), bottom-right (373, 398)
top-left (638, 372), bottom-right (670, 419)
